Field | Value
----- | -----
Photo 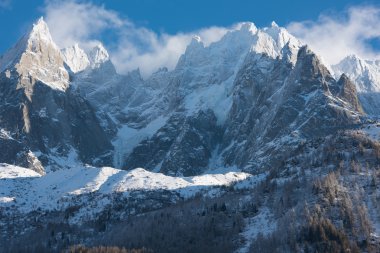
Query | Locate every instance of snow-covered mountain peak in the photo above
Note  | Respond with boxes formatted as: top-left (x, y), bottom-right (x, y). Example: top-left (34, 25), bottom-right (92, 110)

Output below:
top-left (266, 22), bottom-right (292, 43)
top-left (0, 17), bottom-right (51, 72)
top-left (61, 43), bottom-right (90, 73)
top-left (176, 22), bottom-right (258, 68)
top-left (250, 25), bottom-right (302, 65)
top-left (333, 54), bottom-right (380, 92)
top-left (332, 54), bottom-right (380, 115)
top-left (88, 43), bottom-right (110, 68)
top-left (333, 55), bottom-right (367, 78)
top-left (236, 22), bottom-right (258, 34)
top-left (265, 24), bottom-right (297, 44)
top-left (175, 21), bottom-right (301, 72)
top-left (184, 35), bottom-right (205, 53)
top-left (192, 35), bottom-right (202, 43)
top-left (0, 17), bottom-right (70, 91)
top-left (271, 21), bottom-right (279, 28)
top-left (28, 17), bottom-right (56, 47)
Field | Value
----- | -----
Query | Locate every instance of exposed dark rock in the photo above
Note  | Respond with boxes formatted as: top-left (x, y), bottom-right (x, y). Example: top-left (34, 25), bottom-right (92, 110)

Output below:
top-left (337, 73), bottom-right (364, 113)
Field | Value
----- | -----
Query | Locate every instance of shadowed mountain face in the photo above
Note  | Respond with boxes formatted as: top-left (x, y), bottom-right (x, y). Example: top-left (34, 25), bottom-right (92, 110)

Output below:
top-left (219, 46), bottom-right (363, 172)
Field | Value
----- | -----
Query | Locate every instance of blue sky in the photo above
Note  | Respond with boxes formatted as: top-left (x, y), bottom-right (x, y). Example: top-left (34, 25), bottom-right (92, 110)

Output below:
top-left (1, 0), bottom-right (380, 75)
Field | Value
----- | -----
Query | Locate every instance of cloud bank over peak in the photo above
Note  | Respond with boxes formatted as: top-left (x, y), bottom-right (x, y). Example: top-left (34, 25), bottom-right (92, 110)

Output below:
top-left (44, 1), bottom-right (380, 76)
top-left (44, 1), bottom-right (123, 51)
top-left (44, 0), bottom-right (229, 77)
top-left (287, 5), bottom-right (380, 65)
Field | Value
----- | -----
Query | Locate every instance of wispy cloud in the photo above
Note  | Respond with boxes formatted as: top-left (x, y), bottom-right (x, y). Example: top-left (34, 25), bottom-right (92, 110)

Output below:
top-left (44, 1), bottom-right (380, 75)
top-left (44, 0), bottom-right (228, 76)
top-left (112, 26), bottom-right (228, 77)
top-left (287, 5), bottom-right (380, 65)
top-left (0, 0), bottom-right (12, 9)
top-left (44, 0), bottom-right (124, 49)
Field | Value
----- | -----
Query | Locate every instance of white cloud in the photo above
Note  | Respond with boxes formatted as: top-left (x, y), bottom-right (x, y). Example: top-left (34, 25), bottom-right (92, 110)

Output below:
top-left (112, 26), bottom-right (228, 77)
top-left (0, 0), bottom-right (11, 9)
top-left (287, 5), bottom-right (380, 65)
top-left (44, 0), bottom-right (124, 49)
top-left (44, 0), bottom-right (228, 77)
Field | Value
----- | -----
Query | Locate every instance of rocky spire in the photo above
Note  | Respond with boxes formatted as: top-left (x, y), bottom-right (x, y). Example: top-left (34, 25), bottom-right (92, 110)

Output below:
top-left (0, 17), bottom-right (70, 92)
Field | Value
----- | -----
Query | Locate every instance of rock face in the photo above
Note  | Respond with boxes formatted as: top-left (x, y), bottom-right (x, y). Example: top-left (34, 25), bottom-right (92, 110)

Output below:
top-left (335, 74), bottom-right (364, 113)
top-left (0, 18), bottom-right (113, 173)
top-left (218, 46), bottom-right (362, 171)
top-left (62, 22), bottom-right (364, 176)
top-left (124, 110), bottom-right (222, 176)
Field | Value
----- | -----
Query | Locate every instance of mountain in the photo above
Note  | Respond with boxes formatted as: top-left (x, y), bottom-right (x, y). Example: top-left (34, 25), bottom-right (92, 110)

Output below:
top-left (71, 21), bottom-right (363, 176)
top-left (0, 18), bottom-right (113, 173)
top-left (1, 18), bottom-right (380, 253)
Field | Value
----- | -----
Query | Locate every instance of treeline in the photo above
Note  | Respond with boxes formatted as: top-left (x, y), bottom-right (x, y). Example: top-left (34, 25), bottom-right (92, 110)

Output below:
top-left (247, 130), bottom-right (380, 253)
top-left (97, 197), bottom-right (245, 253)
top-left (65, 245), bottom-right (152, 253)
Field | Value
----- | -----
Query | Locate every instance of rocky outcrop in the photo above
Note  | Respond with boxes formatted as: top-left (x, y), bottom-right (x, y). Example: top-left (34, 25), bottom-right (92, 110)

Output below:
top-left (336, 74), bottom-right (364, 113)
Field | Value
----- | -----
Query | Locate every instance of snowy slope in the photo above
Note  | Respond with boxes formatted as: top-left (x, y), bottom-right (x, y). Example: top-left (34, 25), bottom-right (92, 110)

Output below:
top-left (0, 164), bottom-right (41, 179)
top-left (113, 116), bottom-right (168, 168)
top-left (362, 123), bottom-right (380, 141)
top-left (0, 163), bottom-right (251, 217)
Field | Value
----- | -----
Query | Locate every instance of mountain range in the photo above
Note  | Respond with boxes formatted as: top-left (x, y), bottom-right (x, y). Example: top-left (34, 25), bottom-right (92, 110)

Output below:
top-left (0, 17), bottom-right (380, 253)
